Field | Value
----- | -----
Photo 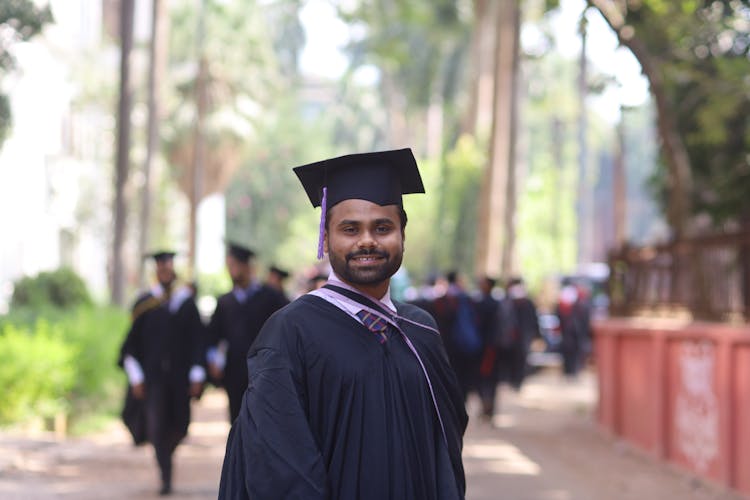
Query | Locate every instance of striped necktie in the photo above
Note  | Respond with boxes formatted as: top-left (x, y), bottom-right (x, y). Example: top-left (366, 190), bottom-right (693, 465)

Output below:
top-left (356, 309), bottom-right (391, 344)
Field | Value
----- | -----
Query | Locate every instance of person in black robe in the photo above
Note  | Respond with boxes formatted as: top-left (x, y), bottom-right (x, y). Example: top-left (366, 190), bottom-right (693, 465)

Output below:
top-left (265, 264), bottom-right (291, 300)
top-left (432, 270), bottom-right (483, 403)
top-left (474, 275), bottom-right (501, 419)
top-left (118, 251), bottom-right (206, 496)
top-left (501, 277), bottom-right (540, 390)
top-left (206, 243), bottom-right (289, 423)
top-left (556, 278), bottom-right (591, 377)
top-left (219, 149), bottom-right (468, 499)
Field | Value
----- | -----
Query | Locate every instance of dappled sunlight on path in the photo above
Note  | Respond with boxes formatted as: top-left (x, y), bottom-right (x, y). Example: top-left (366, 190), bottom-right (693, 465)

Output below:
top-left (0, 370), bottom-right (743, 499)
top-left (0, 389), bottom-right (230, 499)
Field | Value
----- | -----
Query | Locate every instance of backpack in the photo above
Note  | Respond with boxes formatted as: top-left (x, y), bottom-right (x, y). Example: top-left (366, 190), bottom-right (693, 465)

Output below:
top-left (452, 295), bottom-right (483, 354)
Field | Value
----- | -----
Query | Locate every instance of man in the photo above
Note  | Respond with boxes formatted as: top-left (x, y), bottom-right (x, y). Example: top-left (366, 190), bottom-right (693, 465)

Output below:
top-left (264, 264), bottom-right (290, 299)
top-left (474, 275), bottom-right (501, 419)
top-left (556, 277), bottom-right (590, 377)
top-left (433, 270), bottom-right (483, 402)
top-left (118, 251), bottom-right (206, 496)
top-left (499, 277), bottom-right (539, 390)
top-left (219, 149), bottom-right (467, 499)
top-left (207, 243), bottom-right (288, 423)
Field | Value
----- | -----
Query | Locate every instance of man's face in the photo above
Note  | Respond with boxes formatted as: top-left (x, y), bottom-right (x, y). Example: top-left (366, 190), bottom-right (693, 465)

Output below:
top-left (226, 255), bottom-right (251, 287)
top-left (155, 258), bottom-right (176, 288)
top-left (325, 198), bottom-right (404, 297)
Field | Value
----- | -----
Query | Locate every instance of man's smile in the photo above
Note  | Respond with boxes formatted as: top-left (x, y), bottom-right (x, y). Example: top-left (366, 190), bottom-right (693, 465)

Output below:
top-left (347, 250), bottom-right (388, 265)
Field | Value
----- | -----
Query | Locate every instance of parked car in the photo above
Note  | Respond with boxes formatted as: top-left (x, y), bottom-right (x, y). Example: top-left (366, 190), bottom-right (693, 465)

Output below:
top-left (538, 313), bottom-right (562, 353)
top-left (527, 313), bottom-right (562, 369)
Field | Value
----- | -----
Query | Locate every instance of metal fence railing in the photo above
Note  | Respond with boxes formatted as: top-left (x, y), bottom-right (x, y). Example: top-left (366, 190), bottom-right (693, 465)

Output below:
top-left (607, 230), bottom-right (750, 322)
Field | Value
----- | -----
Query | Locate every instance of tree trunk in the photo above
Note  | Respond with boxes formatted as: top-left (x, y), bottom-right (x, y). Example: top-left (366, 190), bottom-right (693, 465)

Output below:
top-left (138, 0), bottom-right (168, 288)
top-left (613, 108), bottom-right (627, 248)
top-left (576, 12), bottom-right (591, 266)
top-left (382, 73), bottom-right (409, 150)
top-left (588, 0), bottom-right (693, 239)
top-left (475, 0), bottom-right (521, 278)
top-left (111, 0), bottom-right (135, 306)
top-left (501, 0), bottom-right (521, 276)
top-left (551, 117), bottom-right (564, 259)
top-left (461, 0), bottom-right (493, 137)
top-left (425, 92), bottom-right (443, 160)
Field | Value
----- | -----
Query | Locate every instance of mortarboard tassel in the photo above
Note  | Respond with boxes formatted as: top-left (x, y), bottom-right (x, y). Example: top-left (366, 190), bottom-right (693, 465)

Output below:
top-left (317, 186), bottom-right (327, 259)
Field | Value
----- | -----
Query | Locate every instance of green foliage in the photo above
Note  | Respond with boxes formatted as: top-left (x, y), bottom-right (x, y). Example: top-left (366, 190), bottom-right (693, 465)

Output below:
top-left (11, 267), bottom-right (91, 310)
top-left (225, 96), bottom-right (335, 270)
top-left (401, 156), bottom-right (442, 281)
top-left (0, 94), bottom-right (9, 146)
top-left (0, 321), bottom-right (75, 423)
top-left (596, 0), bottom-right (750, 224)
top-left (0, 307), bottom-right (129, 430)
top-left (0, 0), bottom-right (53, 148)
top-left (340, 0), bottom-right (471, 111)
top-left (52, 307), bottom-right (129, 423)
top-left (196, 270), bottom-right (231, 299)
top-left (434, 135), bottom-right (485, 275)
top-left (0, 0), bottom-right (53, 68)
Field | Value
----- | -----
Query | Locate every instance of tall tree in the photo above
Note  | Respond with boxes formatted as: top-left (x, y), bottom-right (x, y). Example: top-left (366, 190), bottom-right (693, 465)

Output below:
top-left (163, 0), bottom-right (295, 262)
top-left (587, 0), bottom-right (750, 316)
top-left (339, 0), bottom-right (471, 155)
top-left (138, 0), bottom-right (169, 288)
top-left (462, 0), bottom-right (495, 137)
top-left (576, 11), bottom-right (591, 264)
top-left (592, 1), bottom-right (694, 239)
top-left (112, 0), bottom-right (135, 306)
top-left (475, 0), bottom-right (522, 277)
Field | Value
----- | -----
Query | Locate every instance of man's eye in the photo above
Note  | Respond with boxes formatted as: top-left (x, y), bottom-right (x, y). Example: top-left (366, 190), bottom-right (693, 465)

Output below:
top-left (342, 226), bottom-right (357, 234)
top-left (376, 225), bottom-right (393, 233)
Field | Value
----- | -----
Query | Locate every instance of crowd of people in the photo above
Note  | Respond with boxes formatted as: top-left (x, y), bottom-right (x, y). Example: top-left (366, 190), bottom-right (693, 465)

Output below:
top-left (115, 147), bottom-right (595, 498)
top-left (406, 271), bottom-right (594, 421)
top-left (117, 245), bottom-right (292, 494)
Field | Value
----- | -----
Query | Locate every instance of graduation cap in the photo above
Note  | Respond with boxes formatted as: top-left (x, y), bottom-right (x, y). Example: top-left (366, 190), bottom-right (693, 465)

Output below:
top-left (269, 265), bottom-right (290, 280)
top-left (226, 242), bottom-right (255, 263)
top-left (147, 250), bottom-right (176, 263)
top-left (292, 148), bottom-right (425, 259)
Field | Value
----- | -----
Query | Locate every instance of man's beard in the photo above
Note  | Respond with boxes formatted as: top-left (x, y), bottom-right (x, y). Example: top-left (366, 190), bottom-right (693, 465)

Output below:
top-left (159, 271), bottom-right (176, 289)
top-left (329, 247), bottom-right (403, 288)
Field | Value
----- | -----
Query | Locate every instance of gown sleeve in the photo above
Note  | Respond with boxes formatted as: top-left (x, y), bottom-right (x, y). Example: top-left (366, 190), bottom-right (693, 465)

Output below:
top-left (218, 313), bottom-right (328, 500)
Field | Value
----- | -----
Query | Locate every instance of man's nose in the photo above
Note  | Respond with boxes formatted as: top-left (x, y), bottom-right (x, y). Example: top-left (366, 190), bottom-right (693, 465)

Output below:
top-left (357, 230), bottom-right (377, 248)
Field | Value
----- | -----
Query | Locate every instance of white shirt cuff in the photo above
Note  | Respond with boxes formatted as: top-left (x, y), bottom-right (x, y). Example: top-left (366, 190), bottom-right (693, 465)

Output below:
top-left (207, 347), bottom-right (227, 370)
top-left (189, 365), bottom-right (206, 383)
top-left (123, 355), bottom-right (144, 385)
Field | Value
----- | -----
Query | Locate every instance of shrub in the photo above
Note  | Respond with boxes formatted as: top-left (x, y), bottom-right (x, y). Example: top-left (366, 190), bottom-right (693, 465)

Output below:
top-left (55, 307), bottom-right (130, 421)
top-left (0, 306), bottom-right (129, 431)
top-left (11, 267), bottom-right (91, 310)
top-left (0, 321), bottom-right (76, 423)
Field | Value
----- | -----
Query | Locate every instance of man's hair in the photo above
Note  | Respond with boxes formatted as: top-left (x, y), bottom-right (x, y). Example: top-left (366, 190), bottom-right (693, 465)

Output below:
top-left (325, 206), bottom-right (408, 234)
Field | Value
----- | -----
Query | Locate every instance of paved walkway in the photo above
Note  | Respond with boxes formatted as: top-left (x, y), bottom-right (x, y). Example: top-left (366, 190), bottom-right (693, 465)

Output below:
top-left (463, 368), bottom-right (744, 499)
top-left (0, 368), bottom-right (745, 499)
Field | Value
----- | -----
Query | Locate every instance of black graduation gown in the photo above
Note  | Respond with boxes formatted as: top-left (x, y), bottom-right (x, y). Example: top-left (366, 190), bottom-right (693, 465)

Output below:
top-left (119, 291), bottom-right (206, 445)
top-left (208, 285), bottom-right (289, 421)
top-left (219, 294), bottom-right (468, 500)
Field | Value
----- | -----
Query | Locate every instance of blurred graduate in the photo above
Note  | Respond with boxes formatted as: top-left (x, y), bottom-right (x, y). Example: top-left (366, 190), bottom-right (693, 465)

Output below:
top-left (118, 251), bottom-right (206, 496)
top-left (206, 242), bottom-right (288, 423)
